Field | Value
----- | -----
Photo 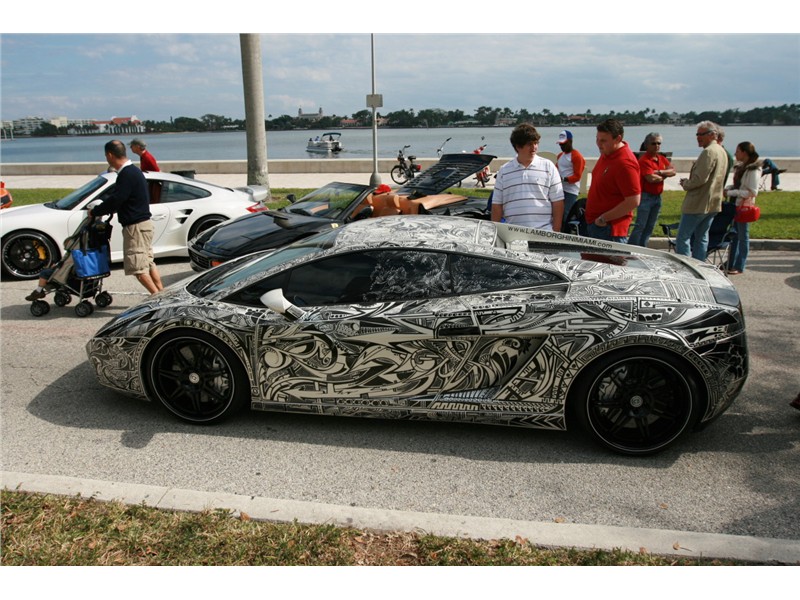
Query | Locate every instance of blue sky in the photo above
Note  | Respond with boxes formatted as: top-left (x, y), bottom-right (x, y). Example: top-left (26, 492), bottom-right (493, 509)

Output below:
top-left (2, 4), bottom-right (798, 123)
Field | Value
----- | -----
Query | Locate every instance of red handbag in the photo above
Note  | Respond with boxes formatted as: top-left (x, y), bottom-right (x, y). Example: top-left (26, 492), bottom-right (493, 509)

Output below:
top-left (734, 205), bottom-right (760, 223)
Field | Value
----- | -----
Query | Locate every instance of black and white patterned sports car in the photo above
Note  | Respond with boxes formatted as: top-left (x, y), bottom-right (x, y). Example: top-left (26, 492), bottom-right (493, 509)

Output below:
top-left (87, 216), bottom-right (748, 455)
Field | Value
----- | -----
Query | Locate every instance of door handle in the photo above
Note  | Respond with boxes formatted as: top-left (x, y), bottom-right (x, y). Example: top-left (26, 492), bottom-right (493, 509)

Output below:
top-left (151, 214), bottom-right (167, 221)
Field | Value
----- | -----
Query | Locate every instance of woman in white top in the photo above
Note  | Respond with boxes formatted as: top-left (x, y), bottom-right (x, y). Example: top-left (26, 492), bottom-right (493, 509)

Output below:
top-left (724, 141), bottom-right (761, 274)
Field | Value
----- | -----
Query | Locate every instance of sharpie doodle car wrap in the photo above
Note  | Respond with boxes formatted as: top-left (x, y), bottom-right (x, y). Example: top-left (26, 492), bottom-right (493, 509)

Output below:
top-left (88, 216), bottom-right (747, 455)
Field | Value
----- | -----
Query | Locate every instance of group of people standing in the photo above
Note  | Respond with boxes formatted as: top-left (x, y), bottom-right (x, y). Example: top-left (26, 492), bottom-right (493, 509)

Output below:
top-left (491, 120), bottom-right (763, 275)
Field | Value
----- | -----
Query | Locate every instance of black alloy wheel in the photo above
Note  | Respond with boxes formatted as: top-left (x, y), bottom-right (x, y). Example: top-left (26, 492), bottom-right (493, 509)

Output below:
top-left (573, 348), bottom-right (702, 455)
top-left (1, 230), bottom-right (59, 279)
top-left (144, 329), bottom-right (248, 424)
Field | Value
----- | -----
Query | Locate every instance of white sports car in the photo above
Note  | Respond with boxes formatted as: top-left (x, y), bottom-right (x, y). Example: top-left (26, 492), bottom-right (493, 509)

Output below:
top-left (1, 171), bottom-right (267, 279)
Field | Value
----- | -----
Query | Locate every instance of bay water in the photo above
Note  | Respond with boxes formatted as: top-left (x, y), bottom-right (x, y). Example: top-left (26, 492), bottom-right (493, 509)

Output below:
top-left (1, 125), bottom-right (798, 164)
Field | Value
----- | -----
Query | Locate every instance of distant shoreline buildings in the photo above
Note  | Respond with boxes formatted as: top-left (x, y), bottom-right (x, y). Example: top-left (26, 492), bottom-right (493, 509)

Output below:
top-left (1, 115), bottom-right (145, 139)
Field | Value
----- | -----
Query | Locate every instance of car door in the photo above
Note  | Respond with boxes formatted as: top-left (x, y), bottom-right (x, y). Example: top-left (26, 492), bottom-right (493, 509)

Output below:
top-left (248, 249), bottom-right (517, 407)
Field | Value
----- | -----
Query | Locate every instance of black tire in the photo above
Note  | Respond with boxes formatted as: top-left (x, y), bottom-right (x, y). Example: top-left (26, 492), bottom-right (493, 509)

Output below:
top-left (54, 291), bottom-right (71, 307)
top-left (390, 165), bottom-right (408, 185)
top-left (1, 230), bottom-right (60, 280)
top-left (75, 301), bottom-right (94, 317)
top-left (30, 300), bottom-right (50, 317)
top-left (143, 329), bottom-right (248, 424)
top-left (188, 215), bottom-right (227, 241)
top-left (95, 291), bottom-right (112, 308)
top-left (571, 347), bottom-right (703, 456)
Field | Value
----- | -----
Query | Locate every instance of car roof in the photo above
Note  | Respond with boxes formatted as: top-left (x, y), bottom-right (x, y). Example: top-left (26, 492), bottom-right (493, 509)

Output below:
top-left (331, 215), bottom-right (706, 280)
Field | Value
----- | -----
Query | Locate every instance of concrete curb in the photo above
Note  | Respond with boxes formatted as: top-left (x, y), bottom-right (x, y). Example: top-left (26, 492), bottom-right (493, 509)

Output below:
top-left (4, 471), bottom-right (799, 564)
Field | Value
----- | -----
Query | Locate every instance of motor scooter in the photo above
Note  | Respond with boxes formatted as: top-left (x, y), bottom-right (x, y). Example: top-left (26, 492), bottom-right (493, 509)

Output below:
top-left (390, 145), bottom-right (421, 185)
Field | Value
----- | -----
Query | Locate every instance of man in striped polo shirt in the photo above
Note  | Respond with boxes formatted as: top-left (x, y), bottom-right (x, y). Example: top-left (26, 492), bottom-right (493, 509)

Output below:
top-left (491, 123), bottom-right (564, 231)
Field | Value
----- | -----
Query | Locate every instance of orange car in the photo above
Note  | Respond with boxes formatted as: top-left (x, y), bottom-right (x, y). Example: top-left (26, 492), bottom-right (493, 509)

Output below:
top-left (0, 182), bottom-right (12, 209)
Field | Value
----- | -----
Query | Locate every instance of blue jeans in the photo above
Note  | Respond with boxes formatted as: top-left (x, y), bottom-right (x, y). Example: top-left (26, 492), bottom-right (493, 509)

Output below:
top-left (628, 192), bottom-right (661, 247)
top-left (761, 158), bottom-right (782, 189)
top-left (586, 222), bottom-right (628, 244)
top-left (676, 213), bottom-right (717, 260)
top-left (562, 192), bottom-right (578, 220)
top-left (727, 221), bottom-right (750, 272)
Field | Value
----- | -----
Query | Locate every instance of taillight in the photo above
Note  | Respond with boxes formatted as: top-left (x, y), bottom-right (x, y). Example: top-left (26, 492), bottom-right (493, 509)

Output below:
top-left (247, 203), bottom-right (268, 213)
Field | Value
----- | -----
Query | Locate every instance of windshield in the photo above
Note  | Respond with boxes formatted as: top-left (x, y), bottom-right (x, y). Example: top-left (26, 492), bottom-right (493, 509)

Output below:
top-left (52, 176), bottom-right (110, 210)
top-left (187, 228), bottom-right (341, 298)
top-left (284, 182), bottom-right (369, 220)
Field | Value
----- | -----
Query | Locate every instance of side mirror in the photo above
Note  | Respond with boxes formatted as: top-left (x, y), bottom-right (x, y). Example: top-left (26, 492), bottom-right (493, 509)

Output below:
top-left (260, 289), bottom-right (305, 320)
top-left (85, 200), bottom-right (102, 210)
top-left (286, 193), bottom-right (297, 204)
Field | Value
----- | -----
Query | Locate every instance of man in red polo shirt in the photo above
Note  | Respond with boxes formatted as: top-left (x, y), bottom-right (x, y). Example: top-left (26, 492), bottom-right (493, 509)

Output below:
top-left (585, 119), bottom-right (641, 243)
top-left (129, 138), bottom-right (160, 172)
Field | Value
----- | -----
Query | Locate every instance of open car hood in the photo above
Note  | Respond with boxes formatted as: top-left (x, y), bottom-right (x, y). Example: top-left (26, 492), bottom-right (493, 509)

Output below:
top-left (396, 153), bottom-right (496, 198)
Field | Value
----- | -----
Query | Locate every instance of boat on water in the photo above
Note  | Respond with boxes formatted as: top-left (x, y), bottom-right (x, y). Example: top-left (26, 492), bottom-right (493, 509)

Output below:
top-left (306, 132), bottom-right (343, 154)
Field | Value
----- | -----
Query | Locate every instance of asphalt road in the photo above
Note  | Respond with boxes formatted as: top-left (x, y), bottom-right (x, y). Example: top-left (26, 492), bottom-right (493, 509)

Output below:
top-left (1, 251), bottom-right (798, 544)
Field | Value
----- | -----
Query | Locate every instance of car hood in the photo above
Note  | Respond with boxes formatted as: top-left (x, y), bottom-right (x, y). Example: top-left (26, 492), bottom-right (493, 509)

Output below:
top-left (397, 153), bottom-right (496, 197)
top-left (191, 210), bottom-right (337, 258)
top-left (0, 203), bottom-right (59, 218)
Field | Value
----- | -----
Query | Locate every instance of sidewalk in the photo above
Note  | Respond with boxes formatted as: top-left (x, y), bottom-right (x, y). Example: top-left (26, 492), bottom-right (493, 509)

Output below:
top-left (3, 170), bottom-right (799, 192)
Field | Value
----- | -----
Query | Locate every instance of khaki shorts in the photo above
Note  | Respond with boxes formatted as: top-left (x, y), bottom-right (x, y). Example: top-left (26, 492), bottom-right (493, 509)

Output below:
top-left (122, 221), bottom-right (155, 275)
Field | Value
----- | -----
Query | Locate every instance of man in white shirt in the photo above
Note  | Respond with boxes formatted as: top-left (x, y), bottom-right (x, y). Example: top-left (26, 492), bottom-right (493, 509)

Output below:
top-left (491, 123), bottom-right (564, 231)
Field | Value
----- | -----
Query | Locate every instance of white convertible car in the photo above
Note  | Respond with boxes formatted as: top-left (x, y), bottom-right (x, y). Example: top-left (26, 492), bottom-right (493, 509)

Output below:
top-left (0, 171), bottom-right (267, 279)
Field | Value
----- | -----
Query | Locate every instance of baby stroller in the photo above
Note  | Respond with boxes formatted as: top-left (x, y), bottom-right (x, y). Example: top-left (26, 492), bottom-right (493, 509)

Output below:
top-left (29, 215), bottom-right (113, 318)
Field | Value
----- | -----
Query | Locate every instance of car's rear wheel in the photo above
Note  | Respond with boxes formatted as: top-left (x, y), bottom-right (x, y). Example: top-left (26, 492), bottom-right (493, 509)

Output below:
top-left (572, 348), bottom-right (703, 455)
top-left (1, 230), bottom-right (60, 279)
top-left (143, 329), bottom-right (248, 424)
top-left (188, 215), bottom-right (227, 241)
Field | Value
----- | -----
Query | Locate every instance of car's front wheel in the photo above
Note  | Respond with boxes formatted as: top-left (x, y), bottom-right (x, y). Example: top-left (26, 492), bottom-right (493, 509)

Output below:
top-left (1, 230), bottom-right (60, 279)
top-left (571, 348), bottom-right (703, 455)
top-left (143, 329), bottom-right (248, 424)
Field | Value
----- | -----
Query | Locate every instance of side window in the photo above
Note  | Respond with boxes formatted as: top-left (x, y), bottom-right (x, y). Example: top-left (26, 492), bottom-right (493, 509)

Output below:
top-left (286, 252), bottom-right (377, 306)
top-left (159, 181), bottom-right (211, 203)
top-left (226, 250), bottom-right (452, 308)
top-left (451, 254), bottom-right (561, 294)
top-left (284, 250), bottom-right (451, 306)
top-left (365, 250), bottom-right (450, 302)
top-left (223, 271), bottom-right (289, 307)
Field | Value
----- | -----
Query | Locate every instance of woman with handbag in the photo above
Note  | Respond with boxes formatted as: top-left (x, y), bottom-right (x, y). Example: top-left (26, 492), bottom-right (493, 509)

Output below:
top-left (724, 141), bottom-right (761, 275)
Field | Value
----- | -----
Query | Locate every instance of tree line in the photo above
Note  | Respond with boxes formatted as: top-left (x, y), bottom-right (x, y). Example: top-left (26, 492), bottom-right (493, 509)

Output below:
top-left (31, 104), bottom-right (799, 137)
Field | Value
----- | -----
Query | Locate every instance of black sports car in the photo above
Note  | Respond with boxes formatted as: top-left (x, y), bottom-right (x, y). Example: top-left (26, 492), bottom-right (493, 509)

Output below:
top-left (88, 215), bottom-right (748, 455)
top-left (187, 152), bottom-right (494, 271)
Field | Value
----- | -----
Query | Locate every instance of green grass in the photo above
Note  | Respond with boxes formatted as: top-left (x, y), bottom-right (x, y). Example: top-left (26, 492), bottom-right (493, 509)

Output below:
top-left (10, 188), bottom-right (799, 239)
top-left (1, 490), bottom-right (748, 566)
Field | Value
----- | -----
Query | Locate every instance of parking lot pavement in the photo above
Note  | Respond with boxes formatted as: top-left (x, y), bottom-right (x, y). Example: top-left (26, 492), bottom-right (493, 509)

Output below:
top-left (2, 252), bottom-right (799, 564)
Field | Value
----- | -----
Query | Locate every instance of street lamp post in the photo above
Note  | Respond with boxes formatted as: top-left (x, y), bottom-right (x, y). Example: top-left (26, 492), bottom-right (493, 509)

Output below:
top-left (366, 34), bottom-right (382, 187)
